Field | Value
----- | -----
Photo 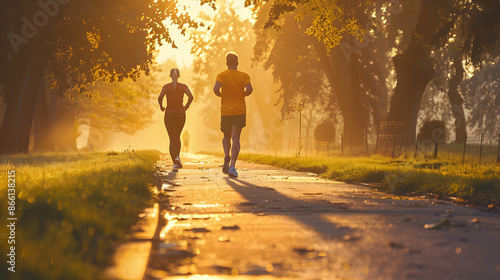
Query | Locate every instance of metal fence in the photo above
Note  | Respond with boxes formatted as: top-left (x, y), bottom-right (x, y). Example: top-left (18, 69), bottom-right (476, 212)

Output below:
top-left (313, 120), bottom-right (500, 165)
top-left (420, 133), bottom-right (500, 165)
top-left (314, 129), bottom-right (369, 156)
top-left (375, 121), bottom-right (409, 158)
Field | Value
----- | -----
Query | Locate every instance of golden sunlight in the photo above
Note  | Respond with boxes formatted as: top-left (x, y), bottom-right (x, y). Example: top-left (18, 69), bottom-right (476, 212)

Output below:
top-left (157, 0), bottom-right (252, 67)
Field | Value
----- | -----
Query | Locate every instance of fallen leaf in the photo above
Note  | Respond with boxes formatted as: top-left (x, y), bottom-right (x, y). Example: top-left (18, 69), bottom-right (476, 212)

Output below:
top-left (424, 218), bottom-right (453, 230)
top-left (470, 218), bottom-right (480, 223)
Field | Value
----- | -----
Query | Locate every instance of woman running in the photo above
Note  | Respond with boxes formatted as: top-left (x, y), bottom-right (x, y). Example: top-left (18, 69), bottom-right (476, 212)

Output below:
top-left (158, 68), bottom-right (193, 171)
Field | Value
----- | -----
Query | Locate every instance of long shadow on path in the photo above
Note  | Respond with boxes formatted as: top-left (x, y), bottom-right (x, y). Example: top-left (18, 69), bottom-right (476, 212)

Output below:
top-left (224, 177), bottom-right (353, 240)
top-left (142, 168), bottom-right (180, 280)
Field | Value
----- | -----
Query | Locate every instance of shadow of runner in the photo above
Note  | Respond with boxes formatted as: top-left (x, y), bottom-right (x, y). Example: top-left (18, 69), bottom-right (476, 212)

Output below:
top-left (224, 177), bottom-right (353, 240)
top-left (143, 168), bottom-right (182, 280)
top-left (151, 169), bottom-right (179, 240)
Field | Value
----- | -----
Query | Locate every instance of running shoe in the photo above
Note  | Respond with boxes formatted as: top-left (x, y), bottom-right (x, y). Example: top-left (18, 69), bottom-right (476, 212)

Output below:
top-left (174, 156), bottom-right (183, 168)
top-left (172, 164), bottom-right (179, 172)
top-left (228, 166), bottom-right (238, 178)
top-left (222, 155), bottom-right (230, 174)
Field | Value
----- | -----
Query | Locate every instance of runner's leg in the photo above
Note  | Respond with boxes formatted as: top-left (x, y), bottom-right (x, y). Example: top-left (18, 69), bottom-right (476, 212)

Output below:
top-left (222, 130), bottom-right (231, 157)
top-left (173, 113), bottom-right (186, 161)
top-left (230, 126), bottom-right (243, 167)
top-left (165, 113), bottom-right (185, 163)
top-left (164, 113), bottom-right (175, 163)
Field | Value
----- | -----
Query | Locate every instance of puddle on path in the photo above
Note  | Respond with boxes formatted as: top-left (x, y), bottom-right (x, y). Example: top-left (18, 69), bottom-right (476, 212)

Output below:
top-left (161, 183), bottom-right (173, 191)
top-left (158, 240), bottom-right (188, 250)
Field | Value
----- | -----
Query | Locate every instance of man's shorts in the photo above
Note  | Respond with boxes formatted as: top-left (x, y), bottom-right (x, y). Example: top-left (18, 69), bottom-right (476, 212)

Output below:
top-left (220, 114), bottom-right (246, 132)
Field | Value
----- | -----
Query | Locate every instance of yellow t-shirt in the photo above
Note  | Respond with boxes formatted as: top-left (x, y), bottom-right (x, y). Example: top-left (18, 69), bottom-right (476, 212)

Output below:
top-left (216, 69), bottom-right (251, 115)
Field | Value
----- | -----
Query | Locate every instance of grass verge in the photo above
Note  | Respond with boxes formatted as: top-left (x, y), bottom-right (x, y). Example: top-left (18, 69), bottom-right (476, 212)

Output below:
top-left (238, 153), bottom-right (500, 207)
top-left (0, 150), bottom-right (160, 280)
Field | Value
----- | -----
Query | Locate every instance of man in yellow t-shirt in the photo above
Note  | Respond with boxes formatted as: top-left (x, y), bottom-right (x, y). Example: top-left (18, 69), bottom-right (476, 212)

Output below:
top-left (213, 52), bottom-right (253, 178)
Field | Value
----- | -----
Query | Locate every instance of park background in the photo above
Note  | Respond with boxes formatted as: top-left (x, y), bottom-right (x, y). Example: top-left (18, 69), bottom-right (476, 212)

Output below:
top-left (0, 0), bottom-right (499, 279)
top-left (1, 0), bottom-right (498, 159)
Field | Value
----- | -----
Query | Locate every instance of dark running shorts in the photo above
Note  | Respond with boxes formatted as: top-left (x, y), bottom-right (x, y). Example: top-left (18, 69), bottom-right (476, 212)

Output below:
top-left (220, 114), bottom-right (246, 132)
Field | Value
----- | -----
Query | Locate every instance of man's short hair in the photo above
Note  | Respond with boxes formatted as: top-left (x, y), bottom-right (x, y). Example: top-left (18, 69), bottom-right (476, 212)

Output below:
top-left (170, 68), bottom-right (180, 77)
top-left (226, 52), bottom-right (238, 66)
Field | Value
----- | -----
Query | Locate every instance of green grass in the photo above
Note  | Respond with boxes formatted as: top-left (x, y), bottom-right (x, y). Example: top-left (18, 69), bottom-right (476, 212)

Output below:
top-left (238, 152), bottom-right (500, 207)
top-left (0, 150), bottom-right (160, 280)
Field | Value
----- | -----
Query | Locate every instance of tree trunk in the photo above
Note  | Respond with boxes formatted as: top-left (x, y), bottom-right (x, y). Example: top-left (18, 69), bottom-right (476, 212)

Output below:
top-left (87, 123), bottom-right (103, 151)
top-left (312, 38), bottom-right (368, 147)
top-left (0, 37), bottom-right (48, 154)
top-left (53, 101), bottom-right (78, 152)
top-left (387, 0), bottom-right (444, 142)
top-left (447, 54), bottom-right (466, 144)
top-left (33, 78), bottom-right (55, 152)
top-left (87, 122), bottom-right (116, 151)
top-left (345, 51), bottom-right (369, 149)
top-left (0, 2), bottom-right (49, 154)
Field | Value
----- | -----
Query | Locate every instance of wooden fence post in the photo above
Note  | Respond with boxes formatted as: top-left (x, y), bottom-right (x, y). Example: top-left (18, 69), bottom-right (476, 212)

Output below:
top-left (341, 134), bottom-right (344, 154)
top-left (392, 136), bottom-right (397, 158)
top-left (365, 127), bottom-right (369, 155)
top-left (434, 141), bottom-right (438, 159)
top-left (462, 134), bottom-right (467, 165)
top-left (479, 133), bottom-right (484, 165)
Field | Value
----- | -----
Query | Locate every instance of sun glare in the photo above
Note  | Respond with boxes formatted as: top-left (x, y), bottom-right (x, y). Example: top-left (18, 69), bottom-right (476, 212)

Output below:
top-left (157, 0), bottom-right (253, 67)
top-left (176, 0), bottom-right (211, 16)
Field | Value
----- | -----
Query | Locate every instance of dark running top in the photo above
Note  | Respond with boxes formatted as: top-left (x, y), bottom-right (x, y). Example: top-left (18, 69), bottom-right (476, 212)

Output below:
top-left (162, 82), bottom-right (188, 113)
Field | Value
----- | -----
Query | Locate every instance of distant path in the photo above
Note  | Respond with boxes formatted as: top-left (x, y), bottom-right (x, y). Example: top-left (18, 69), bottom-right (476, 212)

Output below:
top-left (143, 153), bottom-right (500, 280)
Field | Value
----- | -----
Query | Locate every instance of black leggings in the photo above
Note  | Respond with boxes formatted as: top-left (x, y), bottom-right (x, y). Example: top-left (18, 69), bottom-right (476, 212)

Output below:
top-left (164, 112), bottom-right (186, 162)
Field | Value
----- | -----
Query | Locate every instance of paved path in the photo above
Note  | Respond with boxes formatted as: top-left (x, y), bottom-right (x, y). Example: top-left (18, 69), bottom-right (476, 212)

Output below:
top-left (141, 154), bottom-right (500, 280)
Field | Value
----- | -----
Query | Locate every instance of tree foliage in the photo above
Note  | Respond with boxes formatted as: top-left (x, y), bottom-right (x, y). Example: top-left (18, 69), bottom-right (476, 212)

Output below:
top-left (417, 120), bottom-right (448, 144)
top-left (1, 0), bottom-right (211, 95)
top-left (251, 0), bottom-right (498, 145)
top-left (247, 0), bottom-right (370, 50)
top-left (253, 1), bottom-right (396, 141)
top-left (314, 120), bottom-right (336, 142)
top-left (462, 60), bottom-right (500, 138)
top-left (0, 0), bottom-right (215, 153)
top-left (254, 9), bottom-right (332, 120)
top-left (431, 0), bottom-right (500, 67)
top-left (76, 69), bottom-right (161, 135)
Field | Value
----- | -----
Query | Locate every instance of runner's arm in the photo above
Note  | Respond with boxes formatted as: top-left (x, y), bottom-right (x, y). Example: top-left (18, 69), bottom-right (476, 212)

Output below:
top-left (157, 85), bottom-right (167, 111)
top-left (184, 86), bottom-right (194, 110)
top-left (244, 83), bottom-right (253, 96)
top-left (213, 81), bottom-right (222, 97)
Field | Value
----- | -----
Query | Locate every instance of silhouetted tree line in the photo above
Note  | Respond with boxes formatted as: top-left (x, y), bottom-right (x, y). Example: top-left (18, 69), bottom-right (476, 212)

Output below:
top-left (1, 0), bottom-right (499, 154)
top-left (250, 0), bottom-right (500, 146)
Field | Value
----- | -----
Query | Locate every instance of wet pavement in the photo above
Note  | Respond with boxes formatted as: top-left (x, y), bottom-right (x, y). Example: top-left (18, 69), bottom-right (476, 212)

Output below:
top-left (140, 153), bottom-right (500, 280)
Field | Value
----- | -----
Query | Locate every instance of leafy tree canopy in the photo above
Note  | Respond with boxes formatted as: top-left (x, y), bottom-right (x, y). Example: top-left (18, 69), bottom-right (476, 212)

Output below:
top-left (254, 8), bottom-right (331, 119)
top-left (431, 0), bottom-right (500, 67)
top-left (462, 60), bottom-right (500, 138)
top-left (0, 0), bottom-right (215, 96)
top-left (246, 0), bottom-right (371, 49)
top-left (75, 69), bottom-right (161, 135)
